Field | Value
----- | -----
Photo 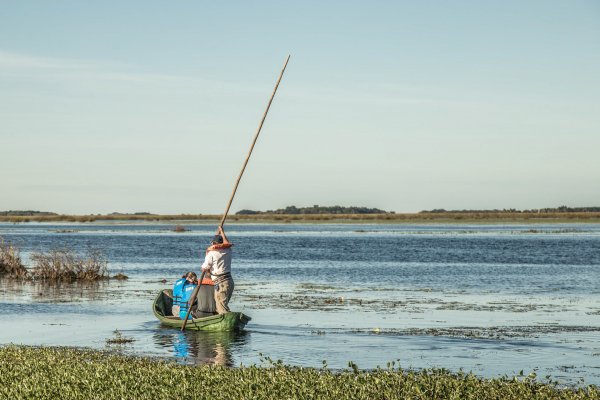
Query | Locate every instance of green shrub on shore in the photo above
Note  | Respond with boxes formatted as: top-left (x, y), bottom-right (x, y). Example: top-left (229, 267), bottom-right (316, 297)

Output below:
top-left (0, 238), bottom-right (28, 278)
top-left (30, 249), bottom-right (109, 282)
top-left (0, 346), bottom-right (597, 400)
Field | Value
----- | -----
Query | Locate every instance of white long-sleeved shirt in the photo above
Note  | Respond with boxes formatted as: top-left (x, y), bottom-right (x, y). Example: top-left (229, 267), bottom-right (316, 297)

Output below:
top-left (201, 247), bottom-right (232, 280)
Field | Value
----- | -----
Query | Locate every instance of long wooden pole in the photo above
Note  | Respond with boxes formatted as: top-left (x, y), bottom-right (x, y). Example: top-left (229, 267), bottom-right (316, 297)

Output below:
top-left (219, 54), bottom-right (291, 228)
top-left (181, 56), bottom-right (290, 331)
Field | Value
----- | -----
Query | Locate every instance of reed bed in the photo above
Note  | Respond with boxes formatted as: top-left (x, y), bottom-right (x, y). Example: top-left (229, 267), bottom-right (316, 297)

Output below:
top-left (2, 212), bottom-right (600, 223)
top-left (0, 346), bottom-right (597, 400)
top-left (0, 239), bottom-right (119, 282)
top-left (0, 239), bottom-right (28, 278)
top-left (30, 249), bottom-right (109, 282)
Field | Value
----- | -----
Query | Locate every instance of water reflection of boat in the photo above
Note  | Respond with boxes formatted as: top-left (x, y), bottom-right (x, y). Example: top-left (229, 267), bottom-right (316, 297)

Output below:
top-left (153, 290), bottom-right (251, 331)
top-left (154, 330), bottom-right (247, 366)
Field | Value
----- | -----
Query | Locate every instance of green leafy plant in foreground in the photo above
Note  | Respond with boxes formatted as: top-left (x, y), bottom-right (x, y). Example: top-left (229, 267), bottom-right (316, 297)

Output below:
top-left (0, 346), bottom-right (598, 400)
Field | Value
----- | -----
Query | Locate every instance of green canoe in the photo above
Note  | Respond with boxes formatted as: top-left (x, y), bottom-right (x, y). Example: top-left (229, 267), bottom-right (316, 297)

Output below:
top-left (153, 289), bottom-right (251, 332)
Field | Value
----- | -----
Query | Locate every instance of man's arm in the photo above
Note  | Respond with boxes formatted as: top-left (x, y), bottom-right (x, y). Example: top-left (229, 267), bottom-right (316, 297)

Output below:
top-left (218, 226), bottom-right (230, 244)
top-left (201, 252), bottom-right (213, 273)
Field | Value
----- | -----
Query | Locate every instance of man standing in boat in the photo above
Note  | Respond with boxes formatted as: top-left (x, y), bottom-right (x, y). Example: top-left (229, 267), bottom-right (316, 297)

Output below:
top-left (201, 226), bottom-right (234, 314)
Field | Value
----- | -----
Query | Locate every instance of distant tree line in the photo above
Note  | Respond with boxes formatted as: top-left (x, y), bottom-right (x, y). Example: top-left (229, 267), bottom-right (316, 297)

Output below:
top-left (0, 211), bottom-right (157, 217)
top-left (236, 205), bottom-right (392, 215)
top-left (108, 212), bottom-right (154, 216)
top-left (419, 206), bottom-right (600, 213)
top-left (0, 211), bottom-right (57, 216)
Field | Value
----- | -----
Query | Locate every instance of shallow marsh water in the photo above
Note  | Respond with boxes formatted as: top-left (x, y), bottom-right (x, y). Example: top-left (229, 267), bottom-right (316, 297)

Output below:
top-left (1, 222), bottom-right (599, 385)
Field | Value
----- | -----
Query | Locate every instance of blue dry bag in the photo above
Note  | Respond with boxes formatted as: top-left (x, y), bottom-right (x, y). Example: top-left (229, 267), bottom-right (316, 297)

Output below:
top-left (179, 282), bottom-right (198, 320)
top-left (172, 278), bottom-right (186, 309)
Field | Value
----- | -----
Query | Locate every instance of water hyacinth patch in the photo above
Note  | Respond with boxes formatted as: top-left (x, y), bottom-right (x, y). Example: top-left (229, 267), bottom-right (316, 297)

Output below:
top-left (0, 346), bottom-right (598, 400)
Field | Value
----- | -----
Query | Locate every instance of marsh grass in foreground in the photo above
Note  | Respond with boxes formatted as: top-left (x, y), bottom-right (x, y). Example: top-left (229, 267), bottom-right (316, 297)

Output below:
top-left (0, 346), bottom-right (597, 400)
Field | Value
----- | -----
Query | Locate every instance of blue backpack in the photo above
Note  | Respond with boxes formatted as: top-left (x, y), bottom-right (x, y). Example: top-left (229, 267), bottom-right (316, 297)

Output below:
top-left (179, 282), bottom-right (198, 320)
top-left (172, 278), bottom-right (186, 309)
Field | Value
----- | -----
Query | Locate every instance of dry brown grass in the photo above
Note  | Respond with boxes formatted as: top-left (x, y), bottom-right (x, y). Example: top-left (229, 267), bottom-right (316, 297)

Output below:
top-left (225, 212), bottom-right (600, 223)
top-left (1, 212), bottom-right (599, 224)
top-left (0, 238), bottom-right (28, 278)
top-left (1, 239), bottom-right (117, 283)
top-left (30, 249), bottom-right (109, 282)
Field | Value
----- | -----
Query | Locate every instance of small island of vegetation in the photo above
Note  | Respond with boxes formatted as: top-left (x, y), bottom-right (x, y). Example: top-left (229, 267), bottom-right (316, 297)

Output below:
top-left (0, 239), bottom-right (125, 282)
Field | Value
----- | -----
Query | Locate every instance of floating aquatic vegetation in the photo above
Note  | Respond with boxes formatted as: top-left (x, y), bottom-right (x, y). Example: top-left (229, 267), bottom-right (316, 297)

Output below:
top-left (112, 272), bottom-right (129, 280)
top-left (0, 346), bottom-right (597, 399)
top-left (348, 325), bottom-right (600, 340)
top-left (106, 330), bottom-right (135, 345)
top-left (298, 283), bottom-right (338, 291)
top-left (517, 228), bottom-right (586, 235)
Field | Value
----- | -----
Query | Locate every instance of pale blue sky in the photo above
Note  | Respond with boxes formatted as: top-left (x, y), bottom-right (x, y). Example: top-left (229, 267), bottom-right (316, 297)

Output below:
top-left (1, 1), bottom-right (599, 214)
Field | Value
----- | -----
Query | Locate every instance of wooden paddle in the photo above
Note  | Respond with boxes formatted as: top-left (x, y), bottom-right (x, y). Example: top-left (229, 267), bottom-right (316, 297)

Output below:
top-left (181, 55), bottom-right (291, 331)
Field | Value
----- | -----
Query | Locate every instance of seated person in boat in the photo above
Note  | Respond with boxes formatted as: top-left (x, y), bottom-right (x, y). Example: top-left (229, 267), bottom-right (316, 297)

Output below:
top-left (175, 271), bottom-right (217, 319)
top-left (201, 226), bottom-right (234, 314)
top-left (171, 271), bottom-right (194, 316)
